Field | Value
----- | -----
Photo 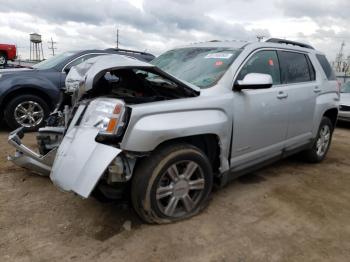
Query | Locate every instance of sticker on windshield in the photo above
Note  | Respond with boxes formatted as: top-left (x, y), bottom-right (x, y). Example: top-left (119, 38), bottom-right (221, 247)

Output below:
top-left (205, 53), bottom-right (233, 59)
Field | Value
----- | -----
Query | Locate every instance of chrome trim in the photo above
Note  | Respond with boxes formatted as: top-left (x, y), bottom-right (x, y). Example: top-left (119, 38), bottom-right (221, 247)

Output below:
top-left (7, 127), bottom-right (57, 176)
top-left (61, 53), bottom-right (108, 73)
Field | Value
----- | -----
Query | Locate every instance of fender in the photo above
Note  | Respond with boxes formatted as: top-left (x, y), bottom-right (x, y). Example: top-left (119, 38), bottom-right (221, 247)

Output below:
top-left (312, 91), bottom-right (339, 137)
top-left (0, 72), bottom-right (61, 106)
top-left (120, 97), bottom-right (233, 173)
top-left (121, 109), bottom-right (229, 152)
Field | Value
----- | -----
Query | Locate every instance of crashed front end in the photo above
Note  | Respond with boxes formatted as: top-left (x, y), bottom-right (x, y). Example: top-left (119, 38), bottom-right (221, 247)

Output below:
top-left (8, 54), bottom-right (198, 199)
top-left (8, 97), bottom-right (135, 198)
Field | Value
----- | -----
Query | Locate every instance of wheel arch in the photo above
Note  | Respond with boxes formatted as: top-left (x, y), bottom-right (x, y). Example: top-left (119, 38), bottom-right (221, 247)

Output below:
top-left (0, 86), bottom-right (57, 112)
top-left (323, 107), bottom-right (338, 128)
top-left (147, 134), bottom-right (222, 175)
top-left (0, 51), bottom-right (7, 58)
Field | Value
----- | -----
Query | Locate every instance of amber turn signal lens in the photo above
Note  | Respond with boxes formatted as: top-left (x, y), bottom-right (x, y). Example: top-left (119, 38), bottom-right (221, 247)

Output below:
top-left (106, 118), bottom-right (118, 132)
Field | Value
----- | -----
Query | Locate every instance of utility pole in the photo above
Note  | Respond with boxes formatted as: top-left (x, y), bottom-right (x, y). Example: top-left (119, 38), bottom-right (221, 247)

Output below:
top-left (116, 28), bottom-right (120, 49)
top-left (48, 37), bottom-right (57, 56)
top-left (335, 41), bottom-right (345, 72)
top-left (256, 35), bottom-right (265, 42)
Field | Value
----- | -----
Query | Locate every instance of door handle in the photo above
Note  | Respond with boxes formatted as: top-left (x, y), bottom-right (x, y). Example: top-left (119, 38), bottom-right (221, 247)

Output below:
top-left (277, 91), bottom-right (288, 99)
top-left (314, 86), bottom-right (321, 93)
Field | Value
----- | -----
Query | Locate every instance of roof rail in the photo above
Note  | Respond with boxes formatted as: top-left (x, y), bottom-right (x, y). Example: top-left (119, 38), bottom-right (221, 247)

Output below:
top-left (105, 48), bottom-right (153, 56)
top-left (266, 38), bottom-right (315, 50)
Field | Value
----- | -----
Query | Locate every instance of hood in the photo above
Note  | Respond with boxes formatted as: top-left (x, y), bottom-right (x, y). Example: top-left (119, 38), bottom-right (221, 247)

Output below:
top-left (0, 68), bottom-right (33, 74)
top-left (65, 54), bottom-right (200, 100)
top-left (340, 93), bottom-right (350, 106)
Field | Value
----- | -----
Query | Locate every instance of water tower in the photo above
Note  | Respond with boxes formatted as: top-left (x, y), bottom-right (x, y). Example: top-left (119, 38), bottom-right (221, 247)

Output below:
top-left (30, 33), bottom-right (44, 61)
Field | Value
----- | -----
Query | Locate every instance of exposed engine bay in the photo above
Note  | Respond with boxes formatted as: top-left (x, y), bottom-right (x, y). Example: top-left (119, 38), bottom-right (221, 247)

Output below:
top-left (47, 66), bottom-right (198, 129)
top-left (84, 68), bottom-right (193, 104)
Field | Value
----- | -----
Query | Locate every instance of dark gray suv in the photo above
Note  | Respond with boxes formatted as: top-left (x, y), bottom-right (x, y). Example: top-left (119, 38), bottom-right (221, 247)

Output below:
top-left (0, 49), bottom-right (154, 131)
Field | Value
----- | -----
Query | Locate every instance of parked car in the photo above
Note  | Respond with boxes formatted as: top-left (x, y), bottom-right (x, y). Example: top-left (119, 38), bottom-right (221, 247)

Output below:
top-left (0, 44), bottom-right (17, 65)
top-left (8, 38), bottom-right (339, 223)
top-left (0, 48), bottom-right (155, 131)
top-left (338, 82), bottom-right (350, 122)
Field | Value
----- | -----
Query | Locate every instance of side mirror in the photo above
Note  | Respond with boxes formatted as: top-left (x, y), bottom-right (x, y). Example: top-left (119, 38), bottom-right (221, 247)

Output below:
top-left (234, 73), bottom-right (273, 91)
top-left (64, 67), bottom-right (71, 74)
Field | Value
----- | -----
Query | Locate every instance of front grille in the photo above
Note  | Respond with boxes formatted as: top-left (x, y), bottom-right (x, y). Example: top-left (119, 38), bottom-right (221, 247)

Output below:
top-left (340, 105), bottom-right (350, 112)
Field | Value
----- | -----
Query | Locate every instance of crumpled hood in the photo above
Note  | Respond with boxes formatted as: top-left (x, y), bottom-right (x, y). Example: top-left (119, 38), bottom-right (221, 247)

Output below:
top-left (340, 93), bottom-right (350, 106)
top-left (65, 54), bottom-right (200, 101)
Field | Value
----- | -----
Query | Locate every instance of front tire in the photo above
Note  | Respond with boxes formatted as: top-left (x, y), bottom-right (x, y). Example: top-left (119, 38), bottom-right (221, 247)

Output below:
top-left (4, 94), bottom-right (50, 131)
top-left (0, 53), bottom-right (7, 66)
top-left (131, 143), bottom-right (213, 224)
top-left (302, 117), bottom-right (334, 163)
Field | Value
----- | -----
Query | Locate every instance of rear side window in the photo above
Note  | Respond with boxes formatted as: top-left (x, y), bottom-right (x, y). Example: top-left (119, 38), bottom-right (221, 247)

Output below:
top-left (278, 51), bottom-right (314, 84)
top-left (316, 54), bottom-right (336, 80)
top-left (237, 50), bottom-right (281, 85)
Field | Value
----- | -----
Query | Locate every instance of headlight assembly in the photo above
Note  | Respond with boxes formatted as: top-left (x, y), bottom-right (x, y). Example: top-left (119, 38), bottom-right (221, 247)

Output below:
top-left (81, 98), bottom-right (126, 136)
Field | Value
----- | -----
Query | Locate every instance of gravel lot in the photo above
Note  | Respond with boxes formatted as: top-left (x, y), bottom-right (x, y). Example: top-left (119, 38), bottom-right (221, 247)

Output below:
top-left (1, 124), bottom-right (350, 262)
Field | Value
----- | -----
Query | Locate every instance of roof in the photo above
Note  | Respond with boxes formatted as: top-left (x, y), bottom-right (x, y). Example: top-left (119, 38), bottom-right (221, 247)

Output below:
top-left (179, 40), bottom-right (250, 49)
top-left (176, 39), bottom-right (320, 53)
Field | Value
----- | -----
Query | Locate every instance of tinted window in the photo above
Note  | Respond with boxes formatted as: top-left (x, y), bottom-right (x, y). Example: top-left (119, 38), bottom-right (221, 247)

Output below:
top-left (237, 50), bottom-right (281, 85)
top-left (32, 51), bottom-right (76, 70)
top-left (316, 54), bottom-right (336, 80)
top-left (278, 51), bottom-right (313, 84)
top-left (65, 53), bottom-right (106, 70)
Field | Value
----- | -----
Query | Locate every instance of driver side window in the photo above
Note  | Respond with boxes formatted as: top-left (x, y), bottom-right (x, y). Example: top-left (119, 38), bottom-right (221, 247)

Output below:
top-left (237, 50), bottom-right (281, 85)
top-left (64, 54), bottom-right (104, 72)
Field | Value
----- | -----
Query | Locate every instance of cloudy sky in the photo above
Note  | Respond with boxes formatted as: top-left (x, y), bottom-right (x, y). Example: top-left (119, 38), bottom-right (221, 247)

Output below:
top-left (0, 0), bottom-right (349, 61)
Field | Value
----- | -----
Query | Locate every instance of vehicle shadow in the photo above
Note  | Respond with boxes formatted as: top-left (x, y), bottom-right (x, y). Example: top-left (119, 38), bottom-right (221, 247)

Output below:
top-left (0, 121), bottom-right (11, 132)
top-left (337, 121), bottom-right (350, 129)
top-left (88, 199), bottom-right (143, 241)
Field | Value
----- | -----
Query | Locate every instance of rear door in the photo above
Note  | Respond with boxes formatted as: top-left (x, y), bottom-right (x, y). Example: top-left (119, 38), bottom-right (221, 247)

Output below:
top-left (277, 51), bottom-right (317, 149)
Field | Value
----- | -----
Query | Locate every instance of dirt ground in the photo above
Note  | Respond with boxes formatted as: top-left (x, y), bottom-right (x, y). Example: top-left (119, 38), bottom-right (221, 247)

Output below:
top-left (0, 124), bottom-right (350, 262)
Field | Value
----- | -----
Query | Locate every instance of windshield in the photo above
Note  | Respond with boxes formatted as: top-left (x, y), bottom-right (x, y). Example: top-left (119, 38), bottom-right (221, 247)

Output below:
top-left (151, 47), bottom-right (242, 88)
top-left (32, 51), bottom-right (76, 70)
top-left (341, 82), bottom-right (350, 93)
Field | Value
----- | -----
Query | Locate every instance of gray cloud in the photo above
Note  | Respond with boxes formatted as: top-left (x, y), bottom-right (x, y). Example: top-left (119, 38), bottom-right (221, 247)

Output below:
top-left (0, 0), bottom-right (266, 40)
top-left (1, 0), bottom-right (349, 60)
top-left (277, 0), bottom-right (350, 20)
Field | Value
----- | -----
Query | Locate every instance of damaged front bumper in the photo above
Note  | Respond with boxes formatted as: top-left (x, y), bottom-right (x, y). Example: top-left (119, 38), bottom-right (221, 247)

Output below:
top-left (8, 99), bottom-right (129, 198)
top-left (50, 126), bottom-right (122, 198)
top-left (7, 127), bottom-right (57, 176)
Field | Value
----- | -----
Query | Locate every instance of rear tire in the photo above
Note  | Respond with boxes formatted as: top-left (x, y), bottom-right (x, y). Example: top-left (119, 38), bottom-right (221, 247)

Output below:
top-left (131, 143), bottom-right (213, 224)
top-left (302, 117), bottom-right (333, 163)
top-left (4, 94), bottom-right (50, 131)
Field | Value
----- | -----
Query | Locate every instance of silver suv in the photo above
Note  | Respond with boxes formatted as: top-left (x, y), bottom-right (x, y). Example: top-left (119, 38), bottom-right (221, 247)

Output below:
top-left (8, 38), bottom-right (339, 223)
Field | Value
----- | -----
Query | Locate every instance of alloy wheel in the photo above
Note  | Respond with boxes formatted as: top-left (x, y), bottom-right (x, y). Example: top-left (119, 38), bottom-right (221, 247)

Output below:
top-left (316, 125), bottom-right (331, 157)
top-left (155, 160), bottom-right (206, 218)
top-left (14, 101), bottom-right (45, 128)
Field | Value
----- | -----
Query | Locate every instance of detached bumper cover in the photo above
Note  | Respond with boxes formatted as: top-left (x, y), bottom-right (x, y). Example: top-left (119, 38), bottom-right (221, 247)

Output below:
top-left (50, 126), bottom-right (122, 198)
top-left (7, 128), bottom-right (56, 176)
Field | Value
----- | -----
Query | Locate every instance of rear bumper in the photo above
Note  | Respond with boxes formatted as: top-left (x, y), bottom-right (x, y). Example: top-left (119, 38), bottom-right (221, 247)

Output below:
top-left (7, 127), bottom-right (56, 176)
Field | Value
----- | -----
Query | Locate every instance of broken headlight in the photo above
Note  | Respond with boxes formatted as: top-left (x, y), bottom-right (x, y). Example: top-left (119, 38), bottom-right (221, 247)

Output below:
top-left (81, 98), bottom-right (126, 136)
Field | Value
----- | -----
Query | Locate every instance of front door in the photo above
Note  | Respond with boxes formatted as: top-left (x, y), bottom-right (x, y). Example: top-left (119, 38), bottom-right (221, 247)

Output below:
top-left (230, 50), bottom-right (289, 170)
